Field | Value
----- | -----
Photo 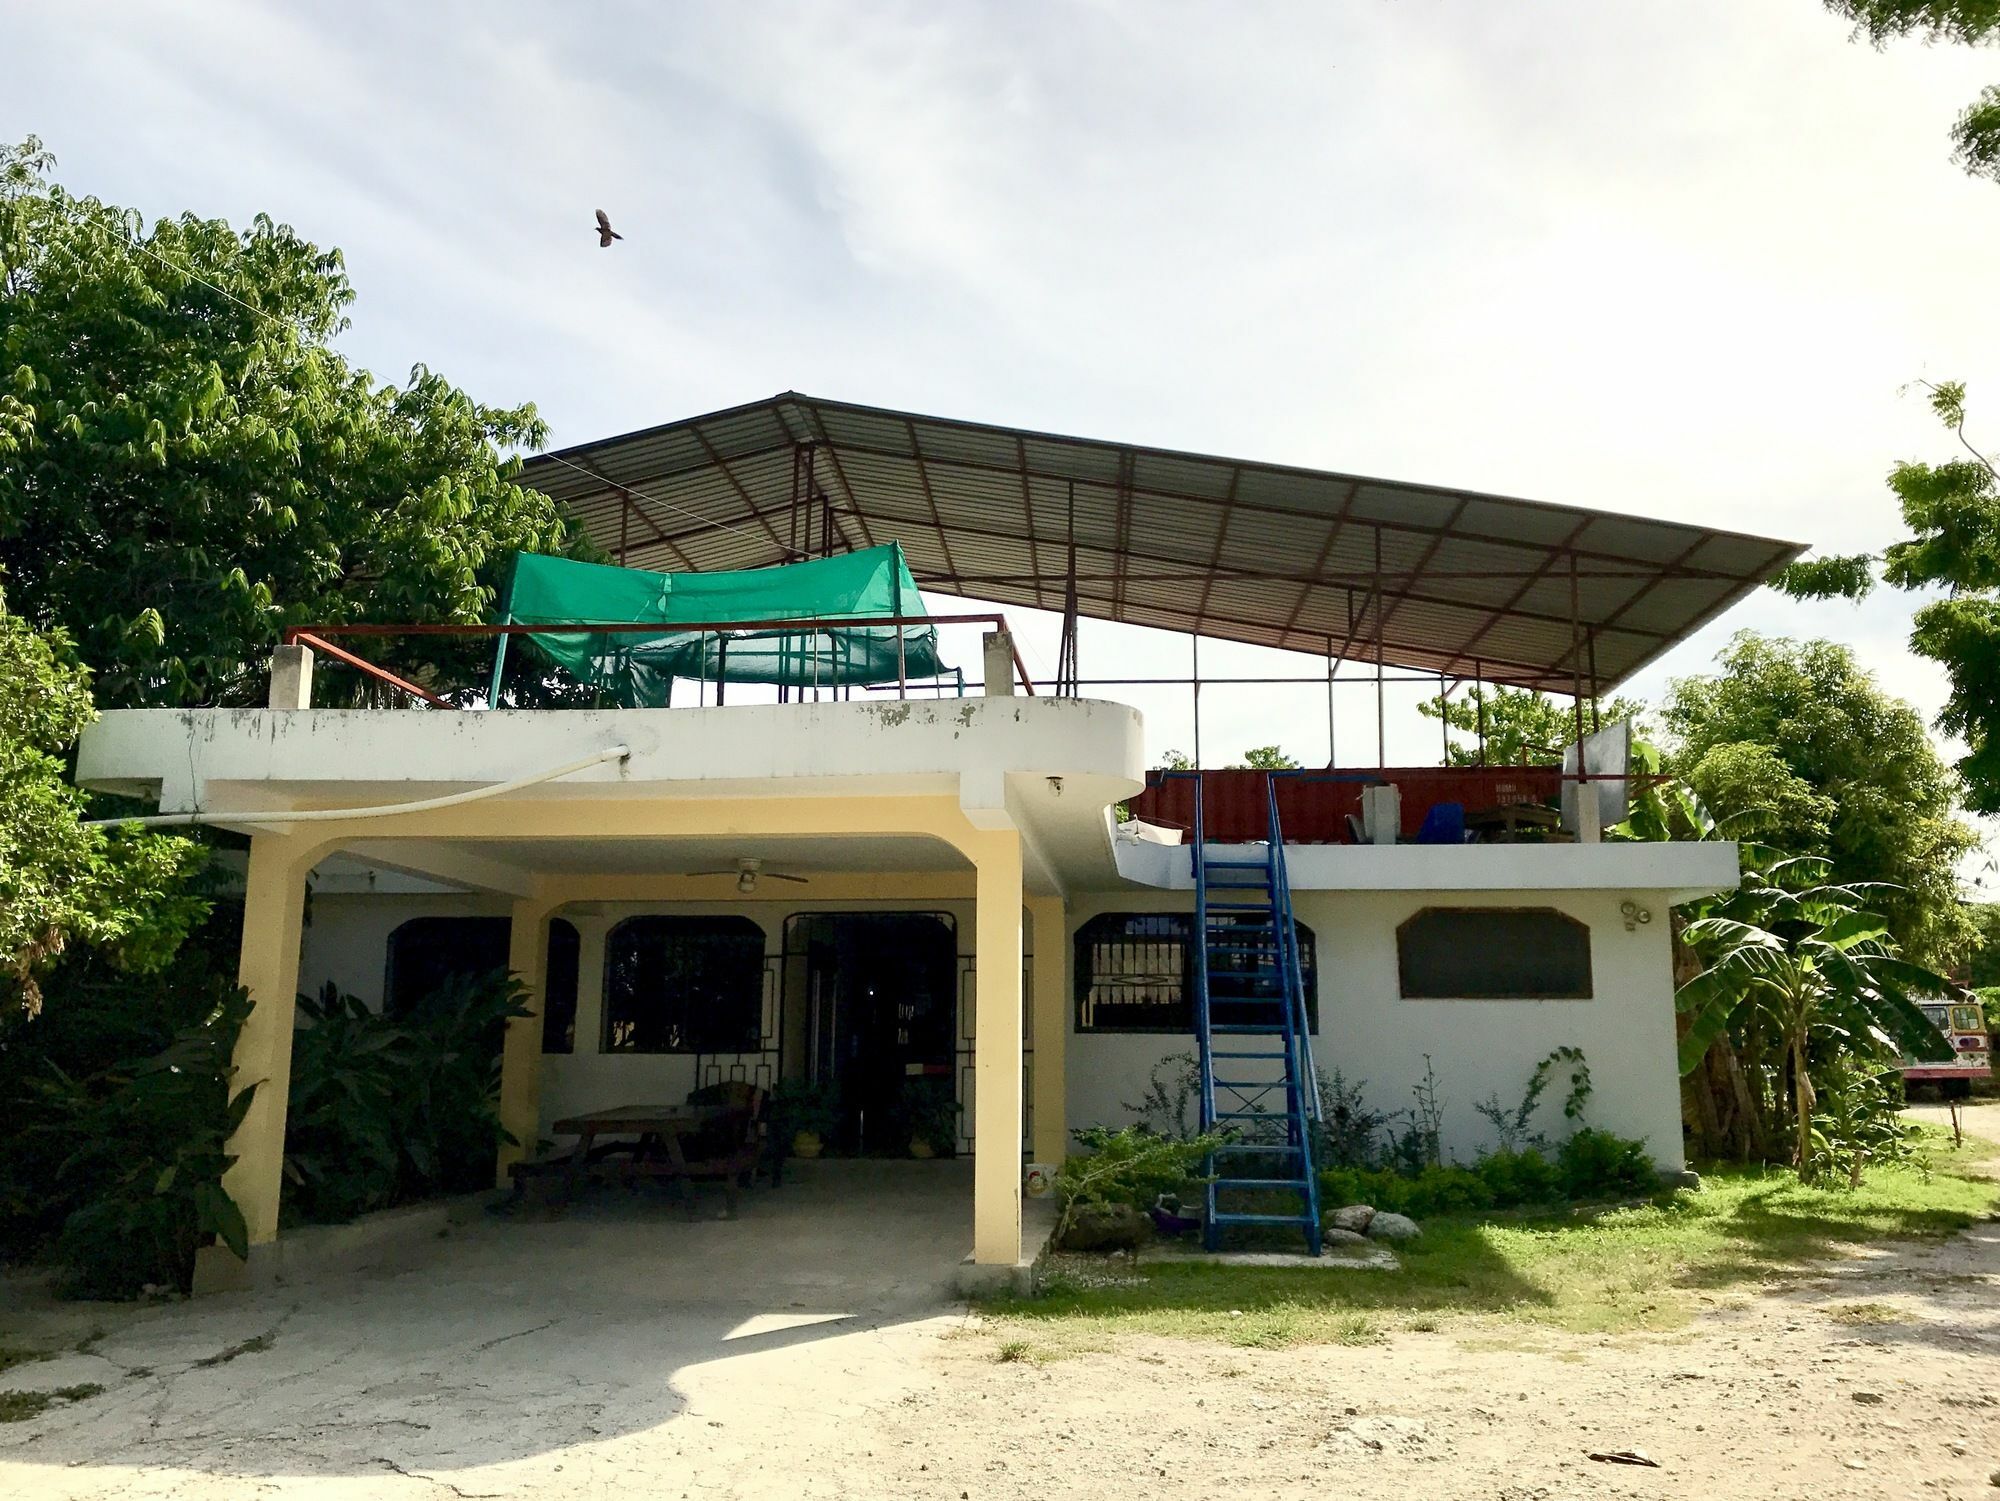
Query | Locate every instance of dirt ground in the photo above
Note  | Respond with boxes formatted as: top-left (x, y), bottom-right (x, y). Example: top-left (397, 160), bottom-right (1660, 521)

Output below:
top-left (3, 1109), bottom-right (1998, 1501)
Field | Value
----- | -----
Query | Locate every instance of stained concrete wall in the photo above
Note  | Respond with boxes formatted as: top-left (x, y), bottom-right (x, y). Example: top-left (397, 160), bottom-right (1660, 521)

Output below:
top-left (303, 881), bottom-right (1685, 1172)
top-left (1065, 886), bottom-right (1686, 1172)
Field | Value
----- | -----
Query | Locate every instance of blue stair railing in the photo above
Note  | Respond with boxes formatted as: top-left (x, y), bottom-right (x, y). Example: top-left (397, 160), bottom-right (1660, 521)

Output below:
top-left (1173, 770), bottom-right (1322, 1255)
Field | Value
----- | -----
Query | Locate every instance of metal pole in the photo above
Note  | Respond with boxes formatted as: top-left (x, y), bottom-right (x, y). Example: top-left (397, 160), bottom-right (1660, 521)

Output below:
top-left (1568, 552), bottom-right (1586, 755)
top-left (1192, 631), bottom-right (1202, 769)
top-left (1373, 526), bottom-right (1386, 773)
top-left (1587, 632), bottom-right (1601, 733)
top-left (1439, 673), bottom-right (1451, 765)
top-left (1474, 658), bottom-right (1487, 767)
top-left (1325, 633), bottom-right (1336, 769)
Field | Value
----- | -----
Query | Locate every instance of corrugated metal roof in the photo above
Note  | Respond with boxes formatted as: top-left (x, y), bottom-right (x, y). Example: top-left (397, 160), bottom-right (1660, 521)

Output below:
top-left (519, 392), bottom-right (1802, 692)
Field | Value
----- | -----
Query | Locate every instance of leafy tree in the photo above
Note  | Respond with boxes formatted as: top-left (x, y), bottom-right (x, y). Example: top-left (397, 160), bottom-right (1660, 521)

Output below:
top-left (1966, 902), bottom-right (2000, 985)
top-left (0, 137), bottom-right (585, 708)
top-left (1234, 745), bottom-right (1300, 770)
top-left (0, 585), bottom-right (206, 1017)
top-left (1677, 859), bottom-right (1952, 1180)
top-left (1822, 2), bottom-right (2000, 182)
top-left (1774, 386), bottom-right (2000, 813)
top-left (1417, 686), bottom-right (1645, 767)
top-left (1664, 633), bottom-right (1976, 970)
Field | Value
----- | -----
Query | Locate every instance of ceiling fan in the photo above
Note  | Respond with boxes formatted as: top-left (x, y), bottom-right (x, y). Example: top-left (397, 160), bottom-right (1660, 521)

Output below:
top-left (687, 857), bottom-right (810, 894)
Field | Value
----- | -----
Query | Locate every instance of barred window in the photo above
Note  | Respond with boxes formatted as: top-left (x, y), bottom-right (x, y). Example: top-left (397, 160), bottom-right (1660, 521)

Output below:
top-left (1074, 912), bottom-right (1317, 1034)
top-left (604, 916), bottom-right (765, 1054)
top-left (1396, 907), bottom-right (1592, 999)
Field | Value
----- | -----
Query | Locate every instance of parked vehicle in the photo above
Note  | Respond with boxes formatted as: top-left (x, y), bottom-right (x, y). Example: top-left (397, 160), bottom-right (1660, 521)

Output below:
top-left (1902, 1002), bottom-right (1992, 1098)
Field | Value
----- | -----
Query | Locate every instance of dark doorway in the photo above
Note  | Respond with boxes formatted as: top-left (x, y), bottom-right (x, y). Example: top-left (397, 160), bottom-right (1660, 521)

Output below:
top-left (783, 913), bottom-right (958, 1155)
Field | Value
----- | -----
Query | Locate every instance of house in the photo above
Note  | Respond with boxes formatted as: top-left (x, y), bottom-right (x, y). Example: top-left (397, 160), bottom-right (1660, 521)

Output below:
top-left (74, 393), bottom-right (1799, 1285)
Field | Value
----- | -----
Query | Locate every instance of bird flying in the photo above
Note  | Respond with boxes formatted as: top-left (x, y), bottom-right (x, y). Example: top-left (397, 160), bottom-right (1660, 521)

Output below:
top-left (594, 209), bottom-right (622, 248)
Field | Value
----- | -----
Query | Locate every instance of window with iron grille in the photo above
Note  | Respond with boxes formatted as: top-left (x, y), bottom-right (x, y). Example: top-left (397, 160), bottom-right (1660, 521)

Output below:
top-left (1396, 907), bottom-right (1592, 999)
top-left (1074, 912), bottom-right (1317, 1034)
top-left (603, 915), bottom-right (766, 1054)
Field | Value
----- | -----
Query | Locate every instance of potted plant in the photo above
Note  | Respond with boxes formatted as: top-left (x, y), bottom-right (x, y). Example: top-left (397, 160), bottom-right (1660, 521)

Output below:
top-left (901, 1080), bottom-right (961, 1159)
top-left (771, 1079), bottom-right (837, 1159)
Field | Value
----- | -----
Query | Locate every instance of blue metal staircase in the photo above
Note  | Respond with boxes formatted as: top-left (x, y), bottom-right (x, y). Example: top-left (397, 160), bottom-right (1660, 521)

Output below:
top-left (1180, 772), bottom-right (1322, 1255)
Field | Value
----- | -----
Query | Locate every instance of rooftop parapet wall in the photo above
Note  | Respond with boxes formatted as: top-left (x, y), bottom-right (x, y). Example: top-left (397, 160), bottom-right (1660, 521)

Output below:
top-left (75, 697), bottom-right (1146, 820)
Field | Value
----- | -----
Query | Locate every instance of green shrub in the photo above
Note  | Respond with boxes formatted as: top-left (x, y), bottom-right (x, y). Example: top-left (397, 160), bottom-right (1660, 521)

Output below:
top-left (282, 985), bottom-right (404, 1223)
top-left (283, 969), bottom-right (529, 1224)
top-left (1409, 1162), bottom-right (1495, 1214)
top-left (0, 911), bottom-right (255, 1299)
top-left (40, 982), bottom-right (254, 1298)
top-left (1474, 1147), bottom-right (1563, 1206)
top-left (1555, 1128), bottom-right (1660, 1200)
top-left (1320, 1132), bottom-right (1658, 1219)
top-left (1058, 1126), bottom-right (1228, 1243)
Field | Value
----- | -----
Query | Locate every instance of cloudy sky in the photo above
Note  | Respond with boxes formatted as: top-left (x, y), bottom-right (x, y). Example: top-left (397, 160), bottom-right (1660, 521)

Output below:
top-left (10, 1), bottom-right (2000, 861)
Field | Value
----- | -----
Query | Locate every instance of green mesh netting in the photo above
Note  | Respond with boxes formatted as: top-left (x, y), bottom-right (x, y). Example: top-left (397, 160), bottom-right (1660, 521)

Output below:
top-left (493, 543), bottom-right (948, 706)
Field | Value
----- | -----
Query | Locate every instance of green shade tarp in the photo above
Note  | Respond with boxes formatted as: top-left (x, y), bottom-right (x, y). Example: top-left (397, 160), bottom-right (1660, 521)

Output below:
top-left (494, 543), bottom-right (947, 706)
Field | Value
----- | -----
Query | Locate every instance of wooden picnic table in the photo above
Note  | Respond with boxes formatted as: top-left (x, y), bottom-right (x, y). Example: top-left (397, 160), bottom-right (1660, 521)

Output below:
top-left (541, 1102), bottom-right (728, 1214)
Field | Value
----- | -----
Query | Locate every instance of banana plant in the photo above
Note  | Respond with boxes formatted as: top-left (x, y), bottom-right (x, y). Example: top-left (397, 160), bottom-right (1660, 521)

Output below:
top-left (1675, 856), bottom-right (1955, 1179)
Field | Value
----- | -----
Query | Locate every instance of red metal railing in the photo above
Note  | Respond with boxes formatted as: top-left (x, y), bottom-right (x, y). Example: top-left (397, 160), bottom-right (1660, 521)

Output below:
top-left (1127, 765), bottom-right (1568, 843)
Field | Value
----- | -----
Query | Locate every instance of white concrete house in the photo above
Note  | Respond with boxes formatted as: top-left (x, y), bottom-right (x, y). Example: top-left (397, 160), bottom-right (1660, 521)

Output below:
top-left (74, 394), bottom-right (1799, 1283)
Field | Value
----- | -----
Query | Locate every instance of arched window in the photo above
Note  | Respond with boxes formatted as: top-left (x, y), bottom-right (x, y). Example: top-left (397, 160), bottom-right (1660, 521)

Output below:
top-left (603, 915), bottom-right (766, 1054)
top-left (384, 916), bottom-right (510, 1018)
top-left (1073, 912), bottom-right (1317, 1033)
top-left (381, 915), bottom-right (581, 1048)
top-left (1396, 907), bottom-right (1592, 999)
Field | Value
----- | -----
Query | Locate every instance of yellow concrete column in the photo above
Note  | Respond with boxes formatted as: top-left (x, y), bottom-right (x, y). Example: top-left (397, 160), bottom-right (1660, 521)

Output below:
top-left (1026, 895), bottom-right (1069, 1165)
top-left (496, 896), bottom-right (555, 1186)
top-left (220, 834), bottom-right (323, 1251)
top-left (972, 830), bottom-right (1024, 1266)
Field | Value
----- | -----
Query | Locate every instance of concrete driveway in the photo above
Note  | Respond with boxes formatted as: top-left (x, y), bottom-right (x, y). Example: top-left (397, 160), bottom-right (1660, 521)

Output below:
top-left (1, 1160), bottom-right (977, 1500)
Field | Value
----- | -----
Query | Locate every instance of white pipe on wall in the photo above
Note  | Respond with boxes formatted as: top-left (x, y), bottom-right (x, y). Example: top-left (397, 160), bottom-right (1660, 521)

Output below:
top-left (85, 745), bottom-right (631, 829)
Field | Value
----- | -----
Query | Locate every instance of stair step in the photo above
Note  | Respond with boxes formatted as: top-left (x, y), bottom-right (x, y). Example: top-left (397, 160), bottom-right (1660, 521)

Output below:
top-left (1208, 1211), bottom-right (1319, 1226)
top-left (1214, 1079), bottom-right (1292, 1090)
top-left (1212, 1176), bottom-right (1309, 1190)
top-left (1210, 1023), bottom-right (1287, 1034)
top-left (1211, 1049), bottom-right (1286, 1060)
top-left (1212, 1142), bottom-right (1305, 1156)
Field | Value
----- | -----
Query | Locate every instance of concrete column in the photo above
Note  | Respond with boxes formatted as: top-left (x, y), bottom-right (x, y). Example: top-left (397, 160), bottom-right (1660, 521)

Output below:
top-left (1574, 782), bottom-right (1603, 844)
top-left (972, 830), bottom-right (1024, 1266)
top-left (268, 644), bottom-right (314, 709)
top-left (1026, 895), bottom-right (1068, 1165)
top-left (496, 897), bottom-right (555, 1185)
top-left (982, 630), bottom-right (1017, 697)
top-left (217, 836), bottom-right (318, 1257)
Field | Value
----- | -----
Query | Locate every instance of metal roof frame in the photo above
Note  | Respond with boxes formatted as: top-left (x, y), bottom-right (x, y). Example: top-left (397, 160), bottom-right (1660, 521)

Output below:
top-left (519, 392), bottom-right (1802, 694)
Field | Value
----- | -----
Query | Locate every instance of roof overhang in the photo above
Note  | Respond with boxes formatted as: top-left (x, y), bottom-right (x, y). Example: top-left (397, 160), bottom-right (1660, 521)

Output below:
top-left (519, 393), bottom-right (1803, 693)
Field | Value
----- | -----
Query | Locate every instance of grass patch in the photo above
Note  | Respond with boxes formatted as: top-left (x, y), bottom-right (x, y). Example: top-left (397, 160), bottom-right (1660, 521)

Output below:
top-left (1823, 1301), bottom-right (1903, 1325)
top-left (0, 1383), bottom-right (102, 1424)
top-left (984, 1147), bottom-right (1999, 1348)
top-left (0, 1348), bottom-right (52, 1376)
top-left (193, 1333), bottom-right (272, 1368)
